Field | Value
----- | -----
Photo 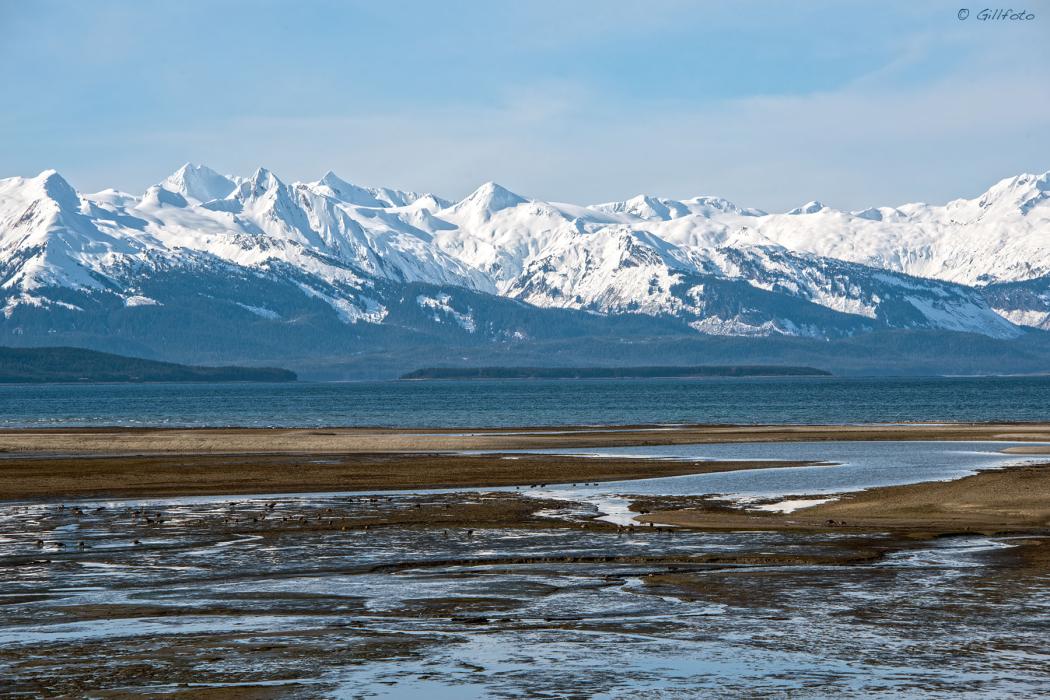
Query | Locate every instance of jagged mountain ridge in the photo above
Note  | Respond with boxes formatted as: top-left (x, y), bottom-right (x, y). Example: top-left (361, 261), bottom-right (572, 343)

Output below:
top-left (1, 164), bottom-right (1048, 360)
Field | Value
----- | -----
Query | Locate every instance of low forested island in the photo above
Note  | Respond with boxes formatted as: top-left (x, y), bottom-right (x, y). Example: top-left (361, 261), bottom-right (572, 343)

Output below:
top-left (400, 365), bottom-right (831, 380)
top-left (0, 347), bottom-right (296, 383)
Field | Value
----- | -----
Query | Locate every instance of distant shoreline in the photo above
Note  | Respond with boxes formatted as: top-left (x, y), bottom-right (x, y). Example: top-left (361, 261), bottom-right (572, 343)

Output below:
top-left (400, 365), bottom-right (832, 380)
top-left (0, 346), bottom-right (296, 383)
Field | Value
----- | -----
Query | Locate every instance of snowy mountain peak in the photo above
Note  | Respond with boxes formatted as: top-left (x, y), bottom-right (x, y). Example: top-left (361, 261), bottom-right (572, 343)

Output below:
top-left (626, 195), bottom-right (676, 220)
top-left (591, 194), bottom-right (754, 221)
top-left (974, 171), bottom-right (1050, 214)
top-left (141, 185), bottom-right (189, 208)
top-left (0, 170), bottom-right (74, 222)
top-left (310, 171), bottom-right (386, 208)
top-left (160, 163), bottom-right (235, 204)
top-left (404, 193), bottom-right (447, 211)
top-left (316, 170), bottom-right (352, 191)
top-left (32, 170), bottom-right (80, 211)
top-left (851, 206), bottom-right (901, 222)
top-left (684, 196), bottom-right (744, 214)
top-left (787, 201), bottom-right (826, 215)
top-left (452, 182), bottom-right (527, 216)
top-left (249, 167), bottom-right (281, 189)
top-left (306, 172), bottom-right (438, 209)
top-left (591, 194), bottom-right (675, 220)
top-left (223, 167), bottom-right (288, 203)
top-left (370, 186), bottom-right (435, 209)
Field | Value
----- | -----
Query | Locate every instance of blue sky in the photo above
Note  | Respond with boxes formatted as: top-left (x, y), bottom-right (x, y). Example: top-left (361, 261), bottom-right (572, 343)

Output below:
top-left (1, 0), bottom-right (1047, 210)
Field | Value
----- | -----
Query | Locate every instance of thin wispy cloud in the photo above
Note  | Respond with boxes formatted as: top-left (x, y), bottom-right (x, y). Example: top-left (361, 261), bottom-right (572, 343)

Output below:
top-left (1, 0), bottom-right (1046, 210)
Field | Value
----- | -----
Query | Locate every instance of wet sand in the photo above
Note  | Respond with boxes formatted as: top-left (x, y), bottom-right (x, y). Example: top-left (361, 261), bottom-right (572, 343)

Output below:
top-left (2, 421), bottom-right (1050, 457)
top-left (642, 462), bottom-right (1050, 534)
top-left (2, 489), bottom-right (1048, 697)
top-left (0, 452), bottom-right (820, 501)
top-left (3, 423), bottom-right (1049, 532)
top-left (1002, 444), bottom-right (1050, 454)
top-left (2, 427), bottom-right (1049, 696)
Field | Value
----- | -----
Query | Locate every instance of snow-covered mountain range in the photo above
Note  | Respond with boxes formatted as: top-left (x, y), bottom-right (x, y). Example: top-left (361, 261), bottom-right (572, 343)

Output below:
top-left (1, 163), bottom-right (1048, 373)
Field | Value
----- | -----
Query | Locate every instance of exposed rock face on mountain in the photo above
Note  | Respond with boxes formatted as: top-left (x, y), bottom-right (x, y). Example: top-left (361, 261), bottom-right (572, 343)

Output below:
top-left (2, 164), bottom-right (1048, 376)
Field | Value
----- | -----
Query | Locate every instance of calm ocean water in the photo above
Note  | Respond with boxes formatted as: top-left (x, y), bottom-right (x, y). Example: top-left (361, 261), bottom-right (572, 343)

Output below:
top-left (1, 376), bottom-right (1049, 427)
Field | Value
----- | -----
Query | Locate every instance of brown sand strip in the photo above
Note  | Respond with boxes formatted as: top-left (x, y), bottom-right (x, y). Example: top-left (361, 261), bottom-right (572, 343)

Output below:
top-left (1, 422), bottom-right (1049, 456)
top-left (1002, 445), bottom-right (1050, 454)
top-left (641, 462), bottom-right (1050, 534)
top-left (0, 453), bottom-right (818, 501)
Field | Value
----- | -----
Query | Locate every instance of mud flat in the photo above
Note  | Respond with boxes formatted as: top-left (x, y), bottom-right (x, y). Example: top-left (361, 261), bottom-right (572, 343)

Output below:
top-left (2, 487), bottom-right (1049, 697)
top-left (2, 429), bottom-right (1049, 696)
top-left (0, 452), bottom-right (820, 501)
top-left (1, 421), bottom-right (1049, 502)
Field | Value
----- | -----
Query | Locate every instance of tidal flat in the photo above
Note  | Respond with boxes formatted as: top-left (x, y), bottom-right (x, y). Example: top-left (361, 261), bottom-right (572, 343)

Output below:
top-left (1, 424), bottom-right (1049, 697)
